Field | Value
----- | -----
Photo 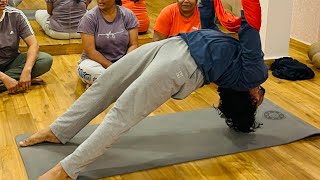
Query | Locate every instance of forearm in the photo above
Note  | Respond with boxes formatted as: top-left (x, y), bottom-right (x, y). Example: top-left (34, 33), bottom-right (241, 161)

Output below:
top-left (23, 44), bottom-right (39, 73)
top-left (153, 31), bottom-right (168, 42)
top-left (86, 50), bottom-right (112, 68)
top-left (127, 44), bottom-right (138, 54)
top-left (0, 71), bottom-right (7, 81)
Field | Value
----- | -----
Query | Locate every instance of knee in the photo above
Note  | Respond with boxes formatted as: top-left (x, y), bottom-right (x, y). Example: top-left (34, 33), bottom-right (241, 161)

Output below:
top-left (77, 60), bottom-right (105, 84)
top-left (36, 52), bottom-right (53, 72)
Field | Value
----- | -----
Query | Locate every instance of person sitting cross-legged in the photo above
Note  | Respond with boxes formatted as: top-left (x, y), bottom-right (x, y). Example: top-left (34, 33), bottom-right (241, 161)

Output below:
top-left (35, 0), bottom-right (92, 40)
top-left (0, 4), bottom-right (53, 94)
top-left (77, 0), bottom-right (139, 86)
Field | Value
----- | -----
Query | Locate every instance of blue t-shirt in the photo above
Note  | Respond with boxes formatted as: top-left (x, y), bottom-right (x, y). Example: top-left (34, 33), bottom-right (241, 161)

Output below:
top-left (180, 28), bottom-right (268, 91)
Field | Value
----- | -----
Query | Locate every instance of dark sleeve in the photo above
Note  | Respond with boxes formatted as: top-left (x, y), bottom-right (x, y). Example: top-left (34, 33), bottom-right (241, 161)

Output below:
top-left (238, 11), bottom-right (263, 65)
top-left (17, 10), bottom-right (34, 39)
top-left (198, 0), bottom-right (219, 31)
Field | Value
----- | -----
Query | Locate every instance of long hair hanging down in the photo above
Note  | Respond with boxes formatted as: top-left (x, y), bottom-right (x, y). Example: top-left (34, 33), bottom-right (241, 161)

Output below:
top-left (216, 87), bottom-right (262, 133)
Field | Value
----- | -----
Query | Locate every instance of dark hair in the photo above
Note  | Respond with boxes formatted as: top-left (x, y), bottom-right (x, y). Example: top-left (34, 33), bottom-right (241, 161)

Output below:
top-left (115, 0), bottom-right (122, 5)
top-left (216, 87), bottom-right (262, 133)
top-left (75, 0), bottom-right (80, 3)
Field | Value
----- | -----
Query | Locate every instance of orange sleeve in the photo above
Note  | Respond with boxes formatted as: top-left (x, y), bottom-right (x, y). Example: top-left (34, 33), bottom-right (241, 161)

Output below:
top-left (153, 4), bottom-right (174, 36)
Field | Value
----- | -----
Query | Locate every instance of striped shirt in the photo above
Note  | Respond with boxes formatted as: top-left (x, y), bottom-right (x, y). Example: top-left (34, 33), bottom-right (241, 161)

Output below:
top-left (0, 6), bottom-right (34, 69)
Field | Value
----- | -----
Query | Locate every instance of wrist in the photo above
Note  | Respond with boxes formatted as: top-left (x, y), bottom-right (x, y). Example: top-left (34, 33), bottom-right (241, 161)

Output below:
top-left (22, 67), bottom-right (32, 73)
top-left (0, 72), bottom-right (7, 81)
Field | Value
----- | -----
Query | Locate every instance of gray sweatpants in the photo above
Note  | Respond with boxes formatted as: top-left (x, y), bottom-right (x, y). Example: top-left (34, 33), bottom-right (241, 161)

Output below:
top-left (49, 37), bottom-right (205, 179)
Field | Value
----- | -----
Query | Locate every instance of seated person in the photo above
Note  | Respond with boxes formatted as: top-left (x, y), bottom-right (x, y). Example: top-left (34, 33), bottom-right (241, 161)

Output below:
top-left (198, 0), bottom-right (219, 30)
top-left (153, 0), bottom-right (201, 41)
top-left (35, 0), bottom-right (91, 40)
top-left (77, 0), bottom-right (139, 85)
top-left (122, 0), bottom-right (150, 34)
top-left (0, 5), bottom-right (53, 94)
top-left (19, 0), bottom-right (268, 179)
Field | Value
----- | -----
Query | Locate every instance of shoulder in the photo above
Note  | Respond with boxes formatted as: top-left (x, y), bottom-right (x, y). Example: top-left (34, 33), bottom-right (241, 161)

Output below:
top-left (5, 6), bottom-right (28, 21)
top-left (82, 6), bottom-right (99, 20)
top-left (161, 3), bottom-right (178, 14)
top-left (5, 6), bottom-right (23, 16)
top-left (85, 6), bottom-right (99, 16)
top-left (118, 5), bottom-right (135, 17)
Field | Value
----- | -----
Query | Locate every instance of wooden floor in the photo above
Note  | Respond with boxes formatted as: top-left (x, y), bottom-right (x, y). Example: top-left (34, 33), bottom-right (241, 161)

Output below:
top-left (1, 39), bottom-right (320, 180)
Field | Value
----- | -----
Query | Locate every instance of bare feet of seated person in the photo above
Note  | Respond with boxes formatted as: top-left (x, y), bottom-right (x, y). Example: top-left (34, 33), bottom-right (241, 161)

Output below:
top-left (37, 163), bottom-right (72, 180)
top-left (19, 127), bottom-right (61, 147)
top-left (31, 77), bottom-right (45, 85)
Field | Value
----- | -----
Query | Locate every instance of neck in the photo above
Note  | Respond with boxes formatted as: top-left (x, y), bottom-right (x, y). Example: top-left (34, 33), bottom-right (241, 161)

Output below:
top-left (180, 10), bottom-right (194, 19)
top-left (0, 10), bottom-right (3, 17)
top-left (101, 5), bottom-right (117, 16)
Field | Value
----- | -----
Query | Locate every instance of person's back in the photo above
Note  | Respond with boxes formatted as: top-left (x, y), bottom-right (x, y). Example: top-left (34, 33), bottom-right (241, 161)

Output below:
top-left (122, 0), bottom-right (150, 33)
top-left (35, 0), bottom-right (89, 39)
top-left (49, 0), bottom-right (87, 32)
top-left (153, 1), bottom-right (200, 41)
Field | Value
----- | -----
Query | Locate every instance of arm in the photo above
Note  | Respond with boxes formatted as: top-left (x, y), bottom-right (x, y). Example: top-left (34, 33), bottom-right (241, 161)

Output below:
top-left (153, 31), bottom-right (168, 42)
top-left (152, 5), bottom-right (172, 41)
top-left (0, 72), bottom-right (19, 93)
top-left (238, 0), bottom-right (262, 63)
top-left (86, 0), bottom-right (92, 8)
top-left (127, 28), bottom-right (139, 53)
top-left (199, 0), bottom-right (219, 30)
top-left (46, 2), bottom-right (53, 15)
top-left (81, 33), bottom-right (113, 68)
top-left (19, 35), bottom-right (39, 90)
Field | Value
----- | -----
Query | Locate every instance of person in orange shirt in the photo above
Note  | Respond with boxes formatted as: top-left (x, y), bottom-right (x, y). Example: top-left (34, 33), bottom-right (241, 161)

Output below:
top-left (153, 0), bottom-right (200, 41)
top-left (122, 0), bottom-right (150, 34)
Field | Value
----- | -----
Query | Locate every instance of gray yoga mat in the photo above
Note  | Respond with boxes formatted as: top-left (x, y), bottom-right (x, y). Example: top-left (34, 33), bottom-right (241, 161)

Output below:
top-left (16, 99), bottom-right (320, 180)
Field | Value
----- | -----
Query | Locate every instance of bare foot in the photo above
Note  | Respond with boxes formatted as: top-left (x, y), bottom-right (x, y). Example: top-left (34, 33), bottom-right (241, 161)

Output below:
top-left (31, 77), bottom-right (45, 85)
top-left (37, 163), bottom-right (72, 180)
top-left (19, 128), bottom-right (61, 147)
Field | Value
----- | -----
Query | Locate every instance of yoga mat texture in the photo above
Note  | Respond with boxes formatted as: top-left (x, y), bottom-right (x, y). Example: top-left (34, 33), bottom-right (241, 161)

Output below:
top-left (16, 99), bottom-right (320, 180)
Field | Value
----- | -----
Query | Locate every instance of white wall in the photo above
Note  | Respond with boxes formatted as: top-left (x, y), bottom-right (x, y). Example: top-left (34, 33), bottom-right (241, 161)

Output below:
top-left (225, 0), bottom-right (294, 60)
top-left (261, 0), bottom-right (293, 59)
top-left (290, 0), bottom-right (320, 45)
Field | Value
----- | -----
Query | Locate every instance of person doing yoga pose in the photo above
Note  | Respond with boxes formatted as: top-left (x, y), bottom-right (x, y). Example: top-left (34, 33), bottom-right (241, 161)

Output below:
top-left (19, 0), bottom-right (267, 179)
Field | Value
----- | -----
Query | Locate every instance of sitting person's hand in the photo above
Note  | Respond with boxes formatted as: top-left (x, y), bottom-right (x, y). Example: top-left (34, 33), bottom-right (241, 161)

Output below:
top-left (19, 70), bottom-right (32, 90)
top-left (2, 75), bottom-right (20, 94)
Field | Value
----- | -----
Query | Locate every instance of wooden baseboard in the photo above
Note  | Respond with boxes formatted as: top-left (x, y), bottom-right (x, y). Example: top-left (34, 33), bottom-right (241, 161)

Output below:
top-left (290, 38), bottom-right (310, 54)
